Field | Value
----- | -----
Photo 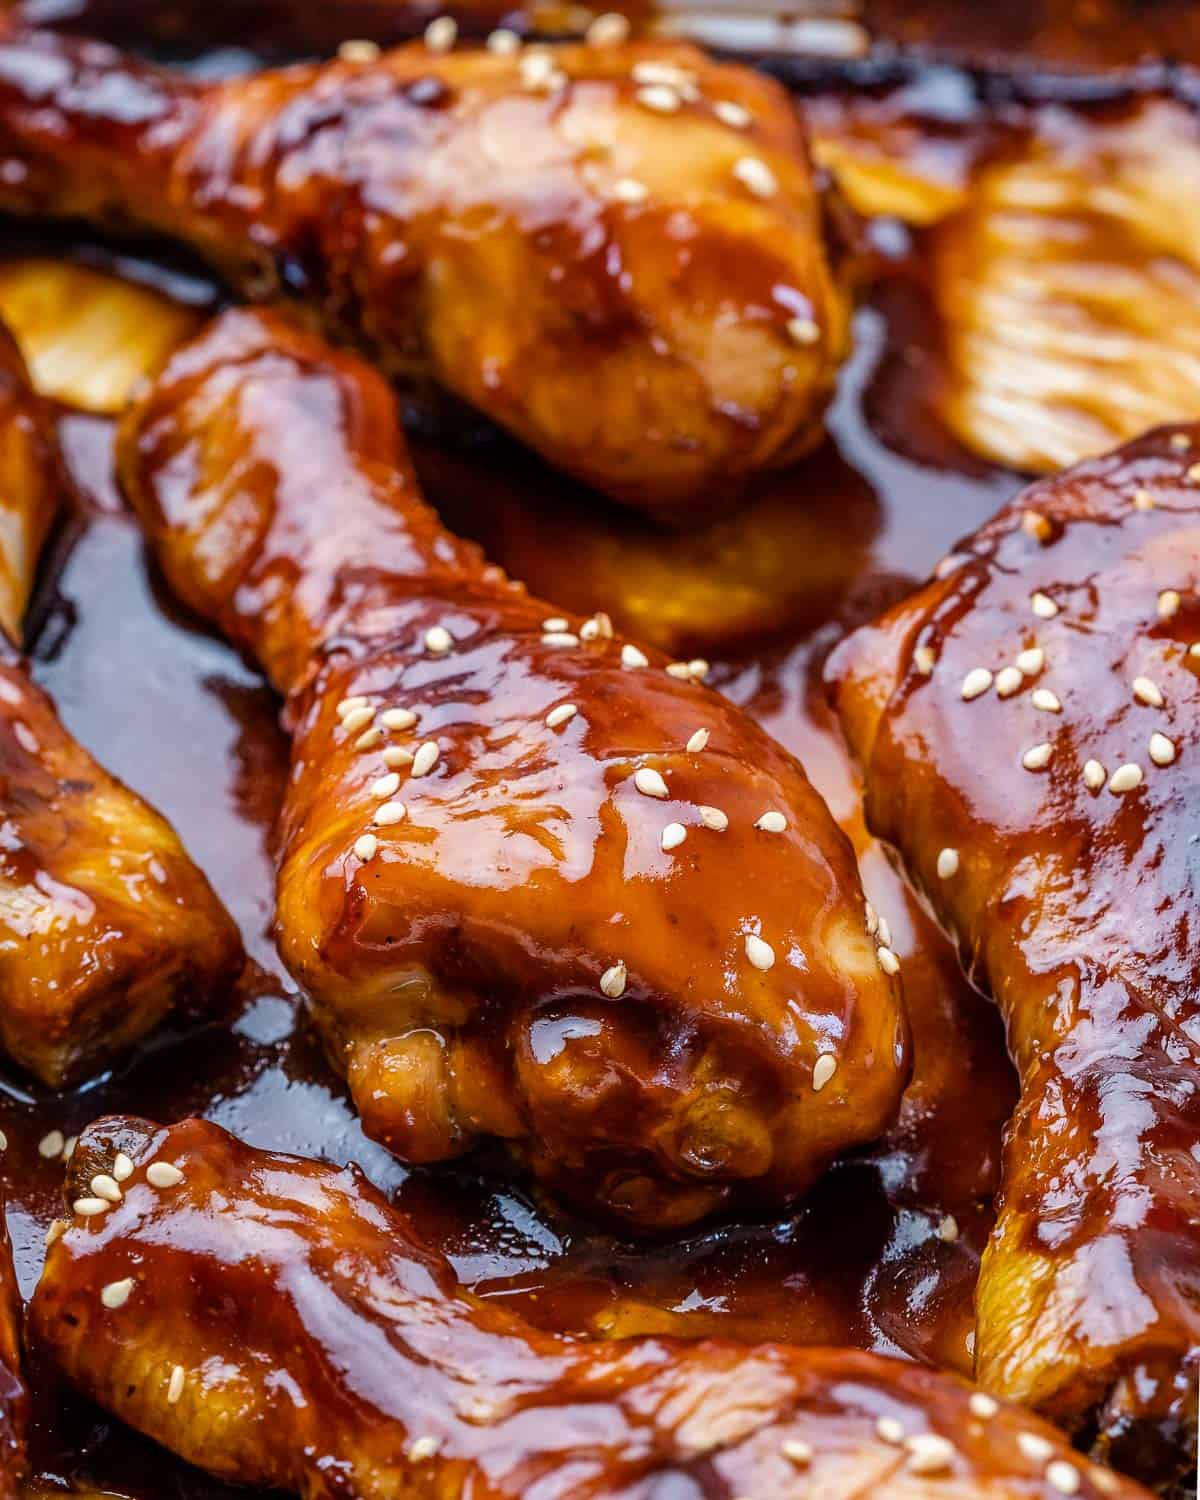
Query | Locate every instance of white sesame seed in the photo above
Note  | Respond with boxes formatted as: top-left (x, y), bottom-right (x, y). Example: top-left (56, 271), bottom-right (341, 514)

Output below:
top-left (1133, 488), bottom-right (1156, 511)
top-left (336, 696), bottom-right (369, 720)
top-left (865, 902), bottom-right (878, 936)
top-left (812, 1055), bottom-right (837, 1091)
top-left (688, 659), bottom-right (710, 680)
top-left (411, 742), bottom-right (440, 778)
top-left (381, 707), bottom-right (418, 731)
top-left (995, 666), bottom-right (1023, 697)
top-left (38, 1130), bottom-right (64, 1159)
top-left (969, 1392), bottom-right (999, 1420)
top-left (745, 934), bottom-right (775, 971)
top-left (112, 1153), bottom-right (134, 1182)
top-left (876, 916), bottom-right (893, 949)
top-left (1189, 463), bottom-right (1200, 483)
top-left (666, 661), bottom-right (691, 679)
top-left (755, 811), bottom-right (787, 833)
top-left (542, 616), bottom-right (568, 632)
top-left (0, 1130), bottom-right (6, 1152)
top-left (62, 1136), bottom-right (76, 1159)
top-left (487, 27), bottom-right (521, 53)
top-left (44, 1219), bottom-right (64, 1246)
top-left (340, 705), bottom-right (374, 734)
top-left (424, 15), bottom-right (457, 50)
top-left (631, 61), bottom-right (694, 89)
top-left (424, 625), bottom-right (453, 655)
top-left (542, 631), bottom-right (579, 648)
top-left (1018, 1432), bottom-right (1055, 1464)
top-left (1021, 510), bottom-right (1051, 543)
top-left (1046, 1460), bottom-right (1081, 1495)
top-left (936, 847), bottom-right (959, 879)
top-left (1022, 742), bottom-right (1053, 771)
top-left (147, 1161), bottom-right (183, 1188)
top-left (1149, 731), bottom-right (1177, 766)
top-left (685, 728), bottom-right (709, 753)
top-left (781, 1438), bottom-right (812, 1467)
top-left (1083, 759), bottom-right (1106, 790)
top-left (546, 703), bottom-right (578, 729)
top-left (73, 1197), bottom-right (109, 1217)
top-left (408, 1435), bottom-right (440, 1462)
top-left (961, 667), bottom-right (993, 700)
top-left (613, 177), bottom-right (648, 204)
top-left (905, 1433), bottom-right (955, 1475)
top-left (661, 822), bottom-right (687, 852)
top-left (786, 317), bottom-right (820, 347)
top-left (354, 833), bottom-right (380, 862)
top-left (1031, 592), bottom-right (1059, 619)
top-left (637, 84), bottom-right (680, 113)
top-left (600, 961), bottom-right (627, 998)
top-left (634, 767), bottom-right (669, 798)
top-left (101, 1277), bottom-right (134, 1310)
top-left (621, 643), bottom-right (649, 669)
top-left (1015, 647), bottom-right (1044, 675)
top-left (374, 802), bottom-right (408, 826)
top-left (937, 1214), bottom-right (959, 1242)
top-left (1032, 688), bottom-right (1061, 713)
top-left (1109, 762), bottom-right (1143, 793)
top-left (1172, 433), bottom-right (1193, 451)
top-left (732, 156), bottom-right (778, 198)
top-left (586, 10), bottom-right (629, 44)
top-left (521, 51), bottom-right (557, 89)
top-left (167, 1365), bottom-right (185, 1405)
top-left (91, 1174), bottom-right (121, 1203)
top-left (877, 945), bottom-right (900, 975)
top-left (371, 773), bottom-right (401, 799)
top-left (338, 38), bottom-right (381, 62)
top-left (1191, 643), bottom-right (1200, 659)
top-left (914, 644), bottom-right (937, 675)
top-left (1158, 589), bottom-right (1182, 620)
top-left (1133, 676), bottom-right (1164, 708)
top-left (714, 99), bottom-right (752, 129)
top-left (355, 726), bottom-right (384, 752)
top-left (876, 1416), bottom-right (905, 1445)
top-left (383, 745), bottom-right (414, 768)
top-left (698, 805), bottom-right (728, 831)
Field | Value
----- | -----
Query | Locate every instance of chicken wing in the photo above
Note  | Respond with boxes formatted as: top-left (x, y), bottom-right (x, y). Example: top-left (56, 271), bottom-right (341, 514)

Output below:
top-left (0, 24), bottom-right (852, 517)
top-left (116, 306), bottom-right (905, 1229)
top-left (32, 1113), bottom-right (1151, 1500)
top-left (826, 424), bottom-right (1200, 1486)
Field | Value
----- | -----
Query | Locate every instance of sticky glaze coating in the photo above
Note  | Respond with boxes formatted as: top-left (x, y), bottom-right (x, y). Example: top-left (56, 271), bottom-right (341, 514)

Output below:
top-left (31, 1114), bottom-right (1152, 1500)
top-left (0, 321), bottom-right (57, 645)
top-left (0, 1186), bottom-right (25, 1499)
top-left (826, 424), bottom-right (1200, 1488)
top-left (0, 25), bottom-right (852, 515)
top-left (116, 307), bottom-right (905, 1230)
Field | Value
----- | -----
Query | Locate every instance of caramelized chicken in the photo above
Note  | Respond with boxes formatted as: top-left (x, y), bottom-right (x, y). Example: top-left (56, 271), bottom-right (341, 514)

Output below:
top-left (0, 323), bottom-right (57, 645)
top-left (826, 425), bottom-right (1200, 1486)
top-left (32, 1113), bottom-right (1152, 1500)
top-left (0, 25), bottom-right (851, 516)
top-left (117, 306), bottom-right (905, 1229)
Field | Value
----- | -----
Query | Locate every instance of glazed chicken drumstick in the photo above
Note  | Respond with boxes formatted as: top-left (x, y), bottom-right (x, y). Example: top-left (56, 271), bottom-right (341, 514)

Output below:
top-left (0, 322), bottom-right (242, 1088)
top-left (117, 307), bottom-right (905, 1230)
top-left (827, 425), bottom-right (1200, 1487)
top-left (0, 23), bottom-right (851, 515)
top-left (32, 1114), bottom-right (1153, 1500)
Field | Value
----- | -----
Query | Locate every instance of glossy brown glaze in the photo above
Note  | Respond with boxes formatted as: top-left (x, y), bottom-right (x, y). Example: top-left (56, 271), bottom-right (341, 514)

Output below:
top-left (32, 1114), bottom-right (1154, 1500)
top-left (116, 306), bottom-right (906, 1230)
top-left (0, 1185), bottom-right (25, 1499)
top-left (0, 324), bottom-right (56, 646)
top-left (828, 424), bottom-right (1200, 1488)
top-left (0, 25), bottom-right (852, 516)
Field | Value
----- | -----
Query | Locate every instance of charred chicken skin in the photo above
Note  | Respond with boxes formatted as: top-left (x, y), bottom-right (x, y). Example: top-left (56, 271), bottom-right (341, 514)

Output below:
top-left (0, 23), bottom-right (851, 515)
top-left (31, 1114), bottom-right (1153, 1500)
top-left (117, 307), bottom-right (906, 1230)
top-left (826, 424), bottom-right (1200, 1487)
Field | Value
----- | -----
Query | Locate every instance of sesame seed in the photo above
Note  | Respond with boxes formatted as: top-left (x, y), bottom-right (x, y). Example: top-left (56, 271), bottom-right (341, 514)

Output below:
top-left (637, 84), bottom-right (680, 113)
top-left (1015, 647), bottom-right (1044, 675)
top-left (0, 1130), bottom-right (6, 1152)
top-left (1158, 589), bottom-right (1182, 620)
top-left (1172, 433), bottom-right (1193, 451)
top-left (1149, 731), bottom-right (1176, 766)
top-left (586, 10), bottom-right (629, 44)
top-left (1133, 676), bottom-right (1164, 707)
top-left (581, 611), bottom-right (614, 640)
top-left (877, 945), bottom-right (900, 975)
top-left (1083, 759), bottom-right (1106, 789)
top-left (698, 805), bottom-right (728, 831)
top-left (787, 317), bottom-right (820, 347)
top-left (969, 1392), bottom-right (999, 1420)
top-left (905, 1433), bottom-right (955, 1476)
top-left (424, 625), bottom-right (453, 655)
top-left (1109, 762), bottom-right (1143, 793)
top-left (167, 1365), bottom-right (185, 1404)
top-left (408, 1435), bottom-right (440, 1462)
top-left (685, 728), bottom-right (709, 753)
top-left (1133, 488), bottom-right (1156, 511)
top-left (101, 1277), bottom-right (134, 1310)
top-left (613, 177), bottom-right (648, 204)
top-left (336, 696), bottom-right (369, 720)
top-left (542, 616), bottom-right (568, 632)
top-left (600, 961), bottom-right (627, 998)
top-left (1192, 643), bottom-right (1200, 659)
top-left (341, 705), bottom-right (374, 734)
top-left (147, 1161), bottom-right (183, 1188)
top-left (371, 773), bottom-right (402, 799)
top-left (62, 1136), bottom-right (76, 1159)
top-left (1031, 592), bottom-right (1059, 619)
top-left (812, 1055), bottom-right (837, 1091)
top-left (521, 51), bottom-right (557, 89)
top-left (1022, 742), bottom-right (1053, 771)
top-left (995, 666), bottom-right (1023, 697)
top-left (661, 822), bottom-right (687, 852)
top-left (1046, 1460), bottom-right (1081, 1495)
top-left (732, 156), bottom-right (778, 198)
top-left (354, 833), bottom-right (380, 862)
top-left (1031, 688), bottom-right (1061, 713)
top-left (44, 1219), bottom-right (64, 1246)
top-left (688, 659), bottom-right (709, 680)
top-left (411, 742), bottom-right (440, 777)
top-left (383, 746), bottom-right (414, 769)
top-left (546, 703), bottom-right (578, 729)
top-left (621, 643), bottom-right (649, 668)
top-left (1017, 1433), bottom-right (1055, 1464)
top-left (937, 847), bottom-right (959, 879)
top-left (961, 667), bottom-right (993, 700)
top-left (38, 1130), bottom-right (64, 1159)
top-left (1189, 463), bottom-right (1200, 484)
top-left (1021, 510), bottom-right (1052, 543)
top-left (355, 726), bottom-right (384, 752)
top-left (745, 933), bottom-right (775, 971)
top-left (338, 38), bottom-right (381, 62)
top-left (634, 767), bottom-right (669, 798)
top-left (755, 811), bottom-right (787, 833)
top-left (424, 15), bottom-right (457, 51)
top-left (865, 902), bottom-right (878, 935)
top-left (914, 644), bottom-right (937, 675)
top-left (487, 27), bottom-right (521, 53)
top-left (112, 1153), bottom-right (134, 1182)
top-left (380, 707), bottom-right (418, 732)
top-left (72, 1197), bottom-right (108, 1216)
top-left (937, 1214), bottom-right (959, 1242)
top-left (91, 1174), bottom-right (121, 1203)
top-left (542, 631), bottom-right (579, 648)
top-left (876, 1416), bottom-right (905, 1445)
top-left (374, 801), bottom-right (408, 826)
top-left (666, 661), bottom-right (691, 679)
top-left (632, 61), bottom-right (695, 90)
top-left (876, 916), bottom-right (892, 949)
top-left (714, 99), bottom-right (752, 129)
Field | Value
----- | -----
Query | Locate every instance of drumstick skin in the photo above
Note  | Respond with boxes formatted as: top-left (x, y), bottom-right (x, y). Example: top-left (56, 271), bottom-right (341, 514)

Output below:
top-left (31, 1114), bottom-right (1153, 1500)
top-left (117, 306), bottom-right (906, 1231)
top-left (0, 23), bottom-right (852, 515)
